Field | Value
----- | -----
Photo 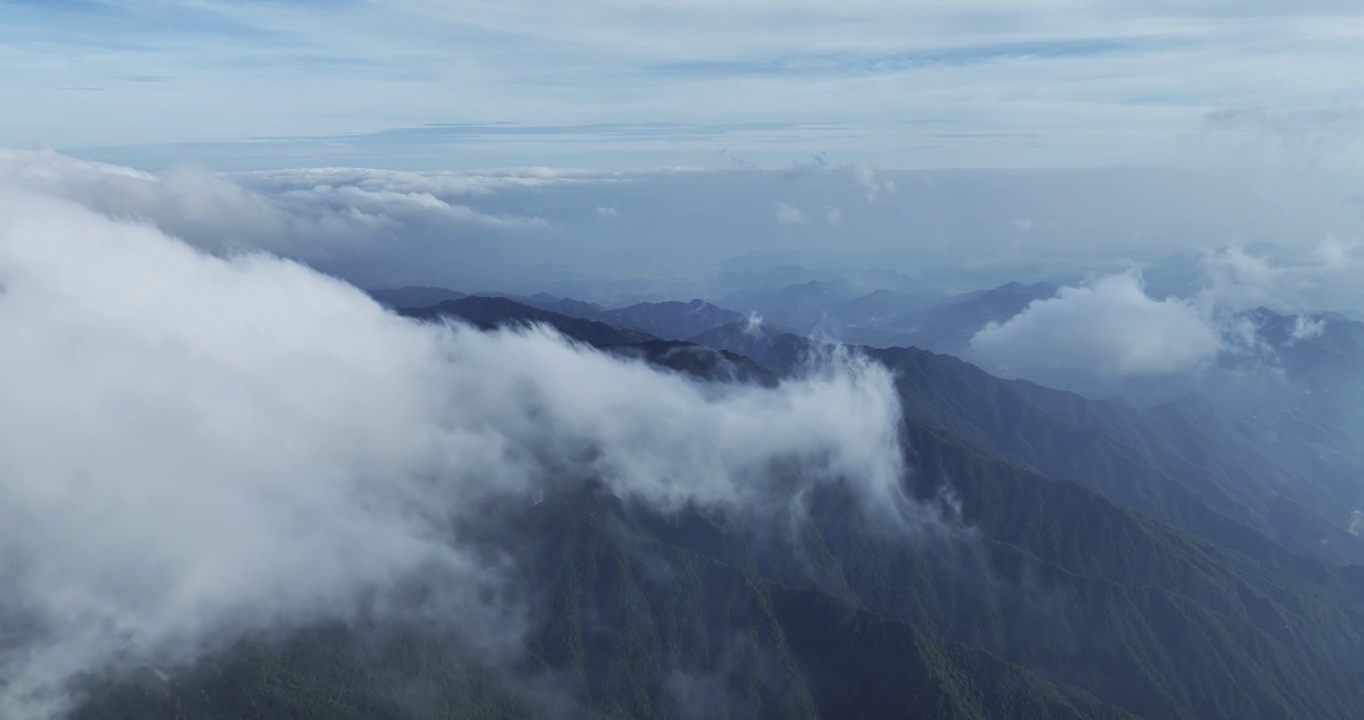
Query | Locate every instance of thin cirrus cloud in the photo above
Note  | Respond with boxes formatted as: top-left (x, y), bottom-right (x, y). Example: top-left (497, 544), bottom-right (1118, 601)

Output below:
top-left (1, 1), bottom-right (1362, 168)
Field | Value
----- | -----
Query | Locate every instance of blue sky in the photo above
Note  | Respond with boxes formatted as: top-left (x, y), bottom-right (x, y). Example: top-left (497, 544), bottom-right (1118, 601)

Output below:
top-left (1, 0), bottom-right (1362, 170)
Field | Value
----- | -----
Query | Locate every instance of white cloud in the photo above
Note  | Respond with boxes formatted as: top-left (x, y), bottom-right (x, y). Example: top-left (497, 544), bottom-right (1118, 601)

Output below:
top-left (968, 272), bottom-right (1224, 379)
top-left (851, 165), bottom-right (896, 201)
top-left (1198, 240), bottom-right (1364, 312)
top-left (0, 148), bottom-right (618, 290)
top-left (0, 148), bottom-right (549, 260)
top-left (596, 205), bottom-right (619, 218)
top-left (235, 165), bottom-right (633, 198)
top-left (1314, 234), bottom-right (1361, 272)
top-left (744, 311), bottom-right (765, 334)
top-left (963, 239), bottom-right (1364, 389)
top-left (1198, 246), bottom-right (1288, 309)
top-left (774, 201), bottom-right (807, 225)
top-left (0, 186), bottom-right (921, 719)
top-left (1291, 314), bottom-right (1327, 342)
top-left (825, 207), bottom-right (842, 226)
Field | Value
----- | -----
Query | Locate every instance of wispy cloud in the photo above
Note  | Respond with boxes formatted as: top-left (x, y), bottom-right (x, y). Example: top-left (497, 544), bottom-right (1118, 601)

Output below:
top-left (0, 148), bottom-right (562, 288)
top-left (651, 37), bottom-right (1140, 77)
top-left (774, 201), bottom-right (807, 225)
top-left (2, 1), bottom-right (1362, 168)
top-left (115, 74), bottom-right (174, 83)
top-left (5, 147), bottom-right (1362, 304)
top-left (851, 164), bottom-right (896, 201)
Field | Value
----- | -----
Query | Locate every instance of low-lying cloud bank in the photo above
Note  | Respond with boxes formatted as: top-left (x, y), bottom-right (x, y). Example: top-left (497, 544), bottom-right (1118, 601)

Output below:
top-left (966, 240), bottom-right (1364, 390)
top-left (11, 146), bottom-right (1364, 305)
top-left (0, 189), bottom-right (918, 719)
top-left (968, 272), bottom-right (1224, 380)
top-left (0, 148), bottom-right (576, 290)
top-left (0, 148), bottom-right (551, 249)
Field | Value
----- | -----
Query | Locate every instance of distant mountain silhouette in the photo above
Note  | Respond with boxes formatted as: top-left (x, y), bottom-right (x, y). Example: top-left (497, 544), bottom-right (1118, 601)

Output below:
top-left (714, 280), bottom-right (863, 331)
top-left (607, 299), bottom-right (745, 340)
top-left (705, 280), bottom-right (1057, 354)
top-left (402, 295), bottom-right (771, 384)
top-left (838, 281), bottom-right (1058, 352)
top-left (689, 322), bottom-right (817, 376)
top-left (402, 295), bottom-right (655, 347)
top-left (369, 286), bottom-right (466, 309)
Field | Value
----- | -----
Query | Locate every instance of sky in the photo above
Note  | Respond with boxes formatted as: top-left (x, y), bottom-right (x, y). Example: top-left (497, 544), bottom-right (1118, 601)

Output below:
top-left (2, 0), bottom-right (1363, 170)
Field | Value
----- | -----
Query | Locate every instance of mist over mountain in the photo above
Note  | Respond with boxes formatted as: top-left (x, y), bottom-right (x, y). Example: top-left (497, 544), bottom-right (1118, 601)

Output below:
top-left (45, 281), bottom-right (1364, 720)
top-left (12, 0), bottom-right (1364, 714)
top-left (0, 189), bottom-right (933, 719)
top-left (606, 300), bottom-right (747, 341)
top-left (4, 80), bottom-right (1364, 720)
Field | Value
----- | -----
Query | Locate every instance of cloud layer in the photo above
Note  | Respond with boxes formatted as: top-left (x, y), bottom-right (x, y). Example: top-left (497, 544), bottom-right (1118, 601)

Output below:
top-left (8, 0), bottom-right (1364, 168)
top-left (5, 147), bottom-right (1361, 307)
top-left (0, 148), bottom-right (594, 290)
top-left (968, 272), bottom-right (1224, 379)
top-left (0, 187), bottom-right (915, 719)
top-left (966, 239), bottom-right (1364, 391)
top-left (0, 147), bottom-right (550, 251)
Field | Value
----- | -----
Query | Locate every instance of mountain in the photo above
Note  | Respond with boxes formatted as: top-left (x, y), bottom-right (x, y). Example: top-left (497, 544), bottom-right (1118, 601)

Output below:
top-left (74, 480), bottom-right (1143, 720)
top-left (705, 280), bottom-right (1058, 353)
top-left (419, 294), bottom-right (745, 342)
top-left (1239, 307), bottom-right (1364, 380)
top-left (367, 287), bottom-right (616, 327)
top-left (510, 293), bottom-right (615, 323)
top-left (693, 316), bottom-right (1364, 566)
top-left (689, 323), bottom-right (817, 376)
top-left (838, 281), bottom-right (1058, 353)
top-left (829, 289), bottom-right (927, 325)
top-left (72, 360), bottom-right (1364, 719)
top-left (873, 344), bottom-right (1364, 566)
top-left (401, 295), bottom-right (656, 347)
top-left (72, 296), bottom-right (1364, 720)
top-left (369, 286), bottom-right (467, 309)
top-left (606, 299), bottom-right (745, 341)
top-left (1203, 308), bottom-right (1364, 485)
top-left (713, 280), bottom-right (863, 332)
top-left (403, 296), bottom-right (773, 385)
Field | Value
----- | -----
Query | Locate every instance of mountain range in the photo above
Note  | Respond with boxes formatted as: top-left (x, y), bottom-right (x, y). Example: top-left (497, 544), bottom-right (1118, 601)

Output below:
top-left (73, 289), bottom-right (1364, 720)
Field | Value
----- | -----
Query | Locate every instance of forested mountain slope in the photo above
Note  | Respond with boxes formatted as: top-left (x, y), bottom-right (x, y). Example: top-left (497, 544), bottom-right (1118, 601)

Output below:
top-left (72, 298), bottom-right (1364, 720)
